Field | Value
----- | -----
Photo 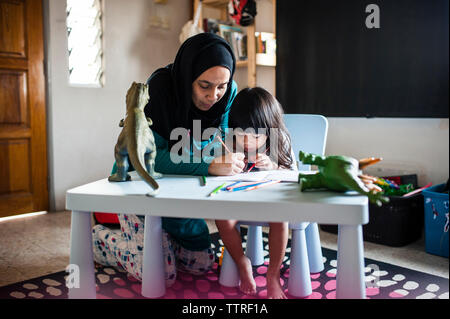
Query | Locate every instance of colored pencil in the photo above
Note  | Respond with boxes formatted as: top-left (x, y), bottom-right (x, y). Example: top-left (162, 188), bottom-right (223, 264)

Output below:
top-left (217, 135), bottom-right (231, 154)
top-left (246, 163), bottom-right (256, 173)
top-left (402, 182), bottom-right (432, 197)
top-left (201, 176), bottom-right (207, 186)
top-left (208, 183), bottom-right (227, 197)
top-left (246, 147), bottom-right (269, 172)
top-left (224, 181), bottom-right (241, 190)
top-left (226, 180), bottom-right (267, 190)
top-left (228, 180), bottom-right (273, 192)
top-left (244, 180), bottom-right (281, 191)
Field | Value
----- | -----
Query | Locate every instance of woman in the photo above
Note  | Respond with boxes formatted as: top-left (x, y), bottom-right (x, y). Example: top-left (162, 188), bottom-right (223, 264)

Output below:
top-left (146, 32), bottom-right (244, 176)
top-left (92, 33), bottom-right (245, 286)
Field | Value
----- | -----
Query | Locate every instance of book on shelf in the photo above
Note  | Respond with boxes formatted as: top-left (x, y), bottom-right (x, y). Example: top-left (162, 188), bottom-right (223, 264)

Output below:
top-left (203, 18), bottom-right (231, 36)
top-left (255, 32), bottom-right (276, 66)
top-left (218, 24), bottom-right (247, 61)
top-left (203, 20), bottom-right (276, 66)
top-left (255, 32), bottom-right (276, 55)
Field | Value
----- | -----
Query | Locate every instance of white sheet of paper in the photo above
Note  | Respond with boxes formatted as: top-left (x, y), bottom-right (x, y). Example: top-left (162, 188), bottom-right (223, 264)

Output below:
top-left (207, 170), bottom-right (315, 183)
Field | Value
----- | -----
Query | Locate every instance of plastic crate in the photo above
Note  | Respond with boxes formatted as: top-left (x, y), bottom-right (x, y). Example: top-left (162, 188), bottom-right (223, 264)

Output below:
top-left (423, 184), bottom-right (449, 258)
top-left (321, 175), bottom-right (424, 247)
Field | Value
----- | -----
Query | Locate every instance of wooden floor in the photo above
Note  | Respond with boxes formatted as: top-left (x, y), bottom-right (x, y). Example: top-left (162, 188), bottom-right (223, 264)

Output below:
top-left (0, 211), bottom-right (448, 287)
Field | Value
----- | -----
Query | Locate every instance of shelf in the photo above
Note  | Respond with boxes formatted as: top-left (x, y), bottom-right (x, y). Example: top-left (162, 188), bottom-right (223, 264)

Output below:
top-left (256, 53), bottom-right (276, 67)
top-left (194, 0), bottom-right (276, 86)
top-left (236, 60), bottom-right (248, 68)
top-left (202, 0), bottom-right (229, 8)
top-left (236, 59), bottom-right (276, 68)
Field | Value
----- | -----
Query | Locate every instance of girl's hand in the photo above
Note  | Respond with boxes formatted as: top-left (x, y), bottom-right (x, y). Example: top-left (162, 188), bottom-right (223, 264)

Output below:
top-left (208, 152), bottom-right (246, 176)
top-left (254, 154), bottom-right (278, 170)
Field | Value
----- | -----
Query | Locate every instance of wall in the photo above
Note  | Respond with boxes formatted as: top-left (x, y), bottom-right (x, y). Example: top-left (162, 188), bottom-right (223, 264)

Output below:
top-left (45, 0), bottom-right (190, 210)
top-left (326, 118), bottom-right (449, 186)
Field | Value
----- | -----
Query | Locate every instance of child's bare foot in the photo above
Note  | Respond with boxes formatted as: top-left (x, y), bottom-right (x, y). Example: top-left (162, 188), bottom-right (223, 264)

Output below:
top-left (266, 271), bottom-right (287, 299)
top-left (237, 256), bottom-right (256, 295)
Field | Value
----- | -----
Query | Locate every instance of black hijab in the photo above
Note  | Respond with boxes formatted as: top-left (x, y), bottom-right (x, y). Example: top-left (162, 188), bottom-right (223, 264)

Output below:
top-left (145, 33), bottom-right (236, 147)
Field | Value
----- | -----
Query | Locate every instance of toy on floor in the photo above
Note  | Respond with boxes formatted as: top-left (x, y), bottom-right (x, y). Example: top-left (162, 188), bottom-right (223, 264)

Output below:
top-left (108, 82), bottom-right (162, 196)
top-left (298, 151), bottom-right (389, 206)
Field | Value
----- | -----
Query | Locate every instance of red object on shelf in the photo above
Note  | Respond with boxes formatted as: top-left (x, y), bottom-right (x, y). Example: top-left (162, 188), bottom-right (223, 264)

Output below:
top-left (94, 212), bottom-right (119, 225)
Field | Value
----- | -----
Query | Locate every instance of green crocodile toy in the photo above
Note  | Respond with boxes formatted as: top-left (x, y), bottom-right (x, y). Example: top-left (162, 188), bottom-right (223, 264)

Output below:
top-left (298, 151), bottom-right (389, 206)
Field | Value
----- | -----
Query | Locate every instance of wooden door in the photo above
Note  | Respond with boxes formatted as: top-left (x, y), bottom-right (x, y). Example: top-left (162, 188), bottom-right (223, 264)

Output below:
top-left (0, 0), bottom-right (48, 217)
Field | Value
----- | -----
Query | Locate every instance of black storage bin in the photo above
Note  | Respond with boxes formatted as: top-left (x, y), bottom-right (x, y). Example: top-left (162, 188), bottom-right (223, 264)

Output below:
top-left (320, 175), bottom-right (424, 247)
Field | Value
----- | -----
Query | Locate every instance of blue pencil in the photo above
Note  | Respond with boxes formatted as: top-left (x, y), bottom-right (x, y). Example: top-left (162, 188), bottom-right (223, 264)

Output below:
top-left (228, 180), bottom-right (271, 192)
top-left (222, 181), bottom-right (241, 191)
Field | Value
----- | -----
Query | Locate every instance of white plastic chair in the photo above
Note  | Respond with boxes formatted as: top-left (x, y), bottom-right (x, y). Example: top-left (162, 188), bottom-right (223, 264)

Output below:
top-left (219, 114), bottom-right (329, 297)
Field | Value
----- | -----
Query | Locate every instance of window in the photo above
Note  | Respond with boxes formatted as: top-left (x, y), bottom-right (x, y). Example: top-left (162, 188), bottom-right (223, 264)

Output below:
top-left (66, 0), bottom-right (104, 87)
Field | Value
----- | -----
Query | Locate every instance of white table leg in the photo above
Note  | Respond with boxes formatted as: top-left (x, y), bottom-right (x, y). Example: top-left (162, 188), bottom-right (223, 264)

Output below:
top-left (245, 225), bottom-right (265, 266)
top-left (219, 248), bottom-right (240, 287)
top-left (288, 227), bottom-right (312, 297)
top-left (305, 222), bottom-right (324, 273)
top-left (68, 210), bottom-right (96, 299)
top-left (336, 224), bottom-right (366, 299)
top-left (142, 215), bottom-right (166, 298)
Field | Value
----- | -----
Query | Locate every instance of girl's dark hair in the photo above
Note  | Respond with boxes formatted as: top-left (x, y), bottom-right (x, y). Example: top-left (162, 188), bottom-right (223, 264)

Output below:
top-left (228, 87), bottom-right (293, 169)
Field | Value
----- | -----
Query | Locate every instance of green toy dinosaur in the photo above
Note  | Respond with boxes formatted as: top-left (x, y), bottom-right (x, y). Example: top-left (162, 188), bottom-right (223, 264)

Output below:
top-left (108, 82), bottom-right (162, 196)
top-left (298, 151), bottom-right (389, 206)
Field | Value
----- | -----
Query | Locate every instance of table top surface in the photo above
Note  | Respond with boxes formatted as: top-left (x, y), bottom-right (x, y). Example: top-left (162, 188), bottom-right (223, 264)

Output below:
top-left (66, 172), bottom-right (369, 225)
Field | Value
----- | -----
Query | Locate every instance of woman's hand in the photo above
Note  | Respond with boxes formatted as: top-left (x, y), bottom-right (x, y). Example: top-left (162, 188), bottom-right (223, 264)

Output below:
top-left (254, 154), bottom-right (278, 170)
top-left (208, 152), bottom-right (245, 176)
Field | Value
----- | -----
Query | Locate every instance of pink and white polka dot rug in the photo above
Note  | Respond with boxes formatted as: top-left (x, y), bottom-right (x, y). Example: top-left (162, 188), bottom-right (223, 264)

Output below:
top-left (0, 231), bottom-right (448, 299)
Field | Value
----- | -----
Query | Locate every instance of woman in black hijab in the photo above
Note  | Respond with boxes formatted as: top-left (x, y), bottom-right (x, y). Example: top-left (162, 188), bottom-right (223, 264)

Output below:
top-left (144, 33), bottom-right (244, 278)
top-left (145, 32), bottom-right (245, 177)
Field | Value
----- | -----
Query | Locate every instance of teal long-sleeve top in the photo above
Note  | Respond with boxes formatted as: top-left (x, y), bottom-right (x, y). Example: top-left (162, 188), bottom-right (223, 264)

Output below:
top-left (112, 80), bottom-right (237, 251)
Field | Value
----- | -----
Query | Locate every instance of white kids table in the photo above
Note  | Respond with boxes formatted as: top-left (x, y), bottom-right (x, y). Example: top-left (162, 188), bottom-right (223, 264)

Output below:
top-left (66, 172), bottom-right (369, 299)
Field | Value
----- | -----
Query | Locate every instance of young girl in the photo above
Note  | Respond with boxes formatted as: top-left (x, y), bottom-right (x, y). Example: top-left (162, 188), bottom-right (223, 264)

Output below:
top-left (215, 87), bottom-right (295, 299)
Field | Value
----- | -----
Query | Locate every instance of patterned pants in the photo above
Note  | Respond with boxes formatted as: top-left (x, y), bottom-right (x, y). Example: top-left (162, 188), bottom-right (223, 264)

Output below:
top-left (92, 214), bottom-right (215, 287)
